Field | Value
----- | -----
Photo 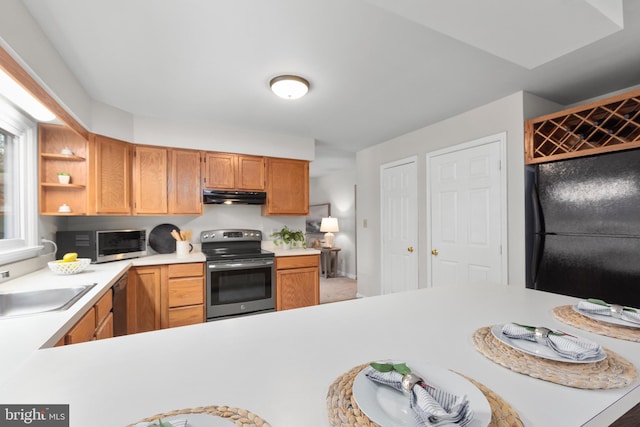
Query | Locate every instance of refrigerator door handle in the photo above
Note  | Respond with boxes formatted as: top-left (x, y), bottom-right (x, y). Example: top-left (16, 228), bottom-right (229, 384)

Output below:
top-left (530, 232), bottom-right (545, 288)
top-left (531, 182), bottom-right (545, 235)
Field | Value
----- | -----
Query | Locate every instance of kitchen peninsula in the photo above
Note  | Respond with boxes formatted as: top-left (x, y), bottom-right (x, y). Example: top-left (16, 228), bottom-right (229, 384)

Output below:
top-left (0, 259), bottom-right (638, 426)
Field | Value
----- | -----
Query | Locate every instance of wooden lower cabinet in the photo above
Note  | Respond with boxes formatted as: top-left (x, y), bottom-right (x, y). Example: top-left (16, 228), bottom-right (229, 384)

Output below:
top-left (128, 265), bottom-right (162, 334)
top-left (162, 263), bottom-right (205, 328)
top-left (129, 263), bottom-right (204, 333)
top-left (63, 288), bottom-right (113, 345)
top-left (275, 255), bottom-right (320, 311)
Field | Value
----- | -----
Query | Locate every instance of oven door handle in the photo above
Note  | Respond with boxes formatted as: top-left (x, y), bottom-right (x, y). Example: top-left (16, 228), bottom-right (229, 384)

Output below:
top-left (208, 260), bottom-right (274, 269)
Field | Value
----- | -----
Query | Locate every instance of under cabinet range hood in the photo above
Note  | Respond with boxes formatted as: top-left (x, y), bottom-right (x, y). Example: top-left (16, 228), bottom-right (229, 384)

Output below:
top-left (203, 189), bottom-right (267, 205)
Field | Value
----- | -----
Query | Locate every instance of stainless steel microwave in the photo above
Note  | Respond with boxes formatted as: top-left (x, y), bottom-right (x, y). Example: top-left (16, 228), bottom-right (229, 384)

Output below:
top-left (55, 229), bottom-right (147, 263)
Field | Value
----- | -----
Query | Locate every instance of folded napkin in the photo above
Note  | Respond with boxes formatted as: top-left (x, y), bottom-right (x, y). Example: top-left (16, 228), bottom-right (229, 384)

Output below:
top-left (134, 419), bottom-right (186, 427)
top-left (576, 299), bottom-right (640, 325)
top-left (501, 323), bottom-right (602, 361)
top-left (364, 362), bottom-right (473, 427)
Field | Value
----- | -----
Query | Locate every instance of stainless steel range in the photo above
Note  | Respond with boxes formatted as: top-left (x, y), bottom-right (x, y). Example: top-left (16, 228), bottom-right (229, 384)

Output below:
top-left (201, 229), bottom-right (275, 321)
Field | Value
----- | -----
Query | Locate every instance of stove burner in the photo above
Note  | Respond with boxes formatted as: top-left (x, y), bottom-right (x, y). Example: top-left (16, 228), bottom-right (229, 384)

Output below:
top-left (200, 229), bottom-right (273, 261)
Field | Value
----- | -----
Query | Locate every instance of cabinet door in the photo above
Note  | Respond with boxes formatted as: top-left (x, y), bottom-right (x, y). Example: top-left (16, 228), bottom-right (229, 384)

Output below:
top-left (134, 146), bottom-right (168, 214)
top-left (203, 152), bottom-right (235, 190)
top-left (95, 312), bottom-right (114, 340)
top-left (169, 148), bottom-right (202, 215)
top-left (276, 266), bottom-right (319, 311)
top-left (262, 158), bottom-right (309, 215)
top-left (90, 134), bottom-right (131, 214)
top-left (128, 266), bottom-right (162, 334)
top-left (65, 307), bottom-right (96, 345)
top-left (236, 155), bottom-right (265, 190)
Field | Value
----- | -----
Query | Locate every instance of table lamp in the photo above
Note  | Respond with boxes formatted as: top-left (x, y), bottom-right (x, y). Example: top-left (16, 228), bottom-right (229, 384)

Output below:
top-left (320, 217), bottom-right (339, 248)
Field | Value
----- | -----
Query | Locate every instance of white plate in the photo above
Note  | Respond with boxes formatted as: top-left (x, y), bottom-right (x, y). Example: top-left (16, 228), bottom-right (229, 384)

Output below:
top-left (491, 324), bottom-right (606, 364)
top-left (352, 361), bottom-right (491, 427)
top-left (135, 414), bottom-right (233, 427)
top-left (572, 305), bottom-right (640, 329)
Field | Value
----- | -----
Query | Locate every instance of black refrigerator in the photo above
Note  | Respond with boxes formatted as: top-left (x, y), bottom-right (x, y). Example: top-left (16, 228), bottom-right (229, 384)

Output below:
top-left (526, 148), bottom-right (640, 308)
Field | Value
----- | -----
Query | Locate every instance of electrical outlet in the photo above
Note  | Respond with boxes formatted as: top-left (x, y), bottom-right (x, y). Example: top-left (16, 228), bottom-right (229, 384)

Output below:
top-left (363, 219), bottom-right (368, 228)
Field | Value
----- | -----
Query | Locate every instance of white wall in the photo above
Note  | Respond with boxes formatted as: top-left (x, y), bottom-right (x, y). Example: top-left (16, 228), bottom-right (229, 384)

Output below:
top-left (356, 92), bottom-right (528, 297)
top-left (309, 169), bottom-right (357, 279)
top-left (0, 0), bottom-right (93, 129)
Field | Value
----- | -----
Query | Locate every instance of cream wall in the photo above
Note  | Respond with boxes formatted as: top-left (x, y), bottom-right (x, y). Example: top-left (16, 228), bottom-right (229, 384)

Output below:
top-left (356, 92), bottom-right (530, 297)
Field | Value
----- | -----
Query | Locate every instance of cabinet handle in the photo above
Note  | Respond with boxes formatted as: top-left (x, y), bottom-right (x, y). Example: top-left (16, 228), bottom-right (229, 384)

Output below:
top-left (431, 249), bottom-right (439, 256)
top-left (407, 247), bottom-right (414, 253)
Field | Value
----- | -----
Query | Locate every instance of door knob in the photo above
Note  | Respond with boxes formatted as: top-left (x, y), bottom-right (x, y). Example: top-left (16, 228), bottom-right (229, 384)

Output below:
top-left (431, 249), bottom-right (439, 256)
top-left (408, 246), bottom-right (414, 253)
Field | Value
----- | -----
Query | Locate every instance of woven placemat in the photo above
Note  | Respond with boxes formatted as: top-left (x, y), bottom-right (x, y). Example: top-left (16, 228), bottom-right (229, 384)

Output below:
top-left (473, 326), bottom-right (637, 389)
top-left (326, 363), bottom-right (523, 427)
top-left (127, 405), bottom-right (271, 427)
top-left (553, 305), bottom-right (640, 342)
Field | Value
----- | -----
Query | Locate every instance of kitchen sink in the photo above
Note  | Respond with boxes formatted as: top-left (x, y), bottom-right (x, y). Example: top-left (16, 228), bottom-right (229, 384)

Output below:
top-left (0, 283), bottom-right (97, 319)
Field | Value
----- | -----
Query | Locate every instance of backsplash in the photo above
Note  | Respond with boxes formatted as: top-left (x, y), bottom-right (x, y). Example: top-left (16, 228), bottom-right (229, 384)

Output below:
top-left (52, 204), bottom-right (306, 248)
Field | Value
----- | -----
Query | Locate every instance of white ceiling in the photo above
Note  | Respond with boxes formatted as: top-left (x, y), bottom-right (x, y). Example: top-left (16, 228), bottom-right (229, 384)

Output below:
top-left (20, 0), bottom-right (640, 176)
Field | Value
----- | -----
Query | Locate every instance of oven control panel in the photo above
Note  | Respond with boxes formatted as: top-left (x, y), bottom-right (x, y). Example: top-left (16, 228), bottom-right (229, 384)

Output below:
top-left (200, 229), bottom-right (263, 243)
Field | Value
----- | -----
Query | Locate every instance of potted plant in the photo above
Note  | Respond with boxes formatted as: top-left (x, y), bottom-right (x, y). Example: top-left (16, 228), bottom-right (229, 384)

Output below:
top-left (57, 172), bottom-right (70, 184)
top-left (270, 226), bottom-right (306, 249)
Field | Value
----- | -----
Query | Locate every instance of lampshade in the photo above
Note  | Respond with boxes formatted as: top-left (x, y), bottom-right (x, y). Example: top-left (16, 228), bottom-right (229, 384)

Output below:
top-left (320, 217), bottom-right (339, 233)
top-left (270, 75), bottom-right (309, 100)
top-left (320, 217), bottom-right (339, 248)
top-left (0, 69), bottom-right (55, 122)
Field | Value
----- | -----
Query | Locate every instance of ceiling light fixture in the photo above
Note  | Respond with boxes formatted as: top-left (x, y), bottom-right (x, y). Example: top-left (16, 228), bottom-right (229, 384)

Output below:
top-left (0, 69), bottom-right (56, 122)
top-left (270, 75), bottom-right (309, 100)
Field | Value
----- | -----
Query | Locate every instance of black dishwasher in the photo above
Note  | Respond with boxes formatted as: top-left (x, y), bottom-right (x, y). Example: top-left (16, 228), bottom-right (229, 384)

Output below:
top-left (112, 273), bottom-right (128, 336)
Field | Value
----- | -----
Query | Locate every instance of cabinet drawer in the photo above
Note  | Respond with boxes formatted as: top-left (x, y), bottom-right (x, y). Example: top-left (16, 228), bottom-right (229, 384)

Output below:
top-left (66, 307), bottom-right (96, 345)
top-left (95, 312), bottom-right (114, 340)
top-left (168, 305), bottom-right (204, 328)
top-left (168, 277), bottom-right (204, 307)
top-left (94, 289), bottom-right (113, 326)
top-left (167, 262), bottom-right (203, 278)
top-left (276, 255), bottom-right (319, 270)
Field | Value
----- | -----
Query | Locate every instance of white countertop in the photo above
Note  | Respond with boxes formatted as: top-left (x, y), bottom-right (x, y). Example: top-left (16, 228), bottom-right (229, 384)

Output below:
top-left (0, 282), bottom-right (638, 426)
top-left (262, 241), bottom-right (321, 257)
top-left (0, 252), bottom-right (205, 385)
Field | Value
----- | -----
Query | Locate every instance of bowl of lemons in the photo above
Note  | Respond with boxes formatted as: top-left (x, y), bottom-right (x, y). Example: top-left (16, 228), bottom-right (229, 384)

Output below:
top-left (48, 252), bottom-right (91, 275)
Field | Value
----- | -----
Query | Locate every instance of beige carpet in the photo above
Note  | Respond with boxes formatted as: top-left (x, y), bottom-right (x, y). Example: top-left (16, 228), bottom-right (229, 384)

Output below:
top-left (320, 276), bottom-right (358, 304)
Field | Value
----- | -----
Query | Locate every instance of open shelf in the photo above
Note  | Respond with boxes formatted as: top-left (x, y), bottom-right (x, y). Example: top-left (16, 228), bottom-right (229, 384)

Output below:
top-left (526, 88), bottom-right (640, 164)
top-left (41, 183), bottom-right (86, 189)
top-left (39, 123), bottom-right (88, 215)
top-left (41, 153), bottom-right (86, 161)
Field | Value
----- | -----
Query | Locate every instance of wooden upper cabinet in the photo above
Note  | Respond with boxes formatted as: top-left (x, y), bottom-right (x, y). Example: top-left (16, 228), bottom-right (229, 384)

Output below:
top-left (236, 155), bottom-right (265, 190)
top-left (262, 158), bottom-right (309, 216)
top-left (203, 152), bottom-right (265, 191)
top-left (169, 148), bottom-right (202, 215)
top-left (203, 152), bottom-right (235, 189)
top-left (133, 145), bottom-right (168, 214)
top-left (89, 134), bottom-right (132, 215)
top-left (134, 145), bottom-right (201, 215)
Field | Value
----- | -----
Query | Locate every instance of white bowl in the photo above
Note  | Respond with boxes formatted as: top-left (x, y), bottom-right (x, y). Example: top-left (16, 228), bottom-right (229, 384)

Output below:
top-left (48, 258), bottom-right (91, 275)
